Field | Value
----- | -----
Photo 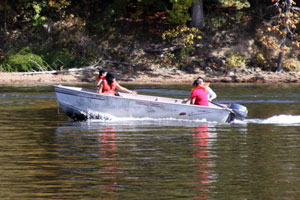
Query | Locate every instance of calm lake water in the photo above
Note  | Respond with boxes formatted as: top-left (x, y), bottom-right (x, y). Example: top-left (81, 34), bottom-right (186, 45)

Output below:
top-left (1, 83), bottom-right (300, 200)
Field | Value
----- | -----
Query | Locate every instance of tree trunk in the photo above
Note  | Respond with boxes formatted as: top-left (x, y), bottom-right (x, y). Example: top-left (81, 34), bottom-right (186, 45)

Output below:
top-left (4, 0), bottom-right (8, 32)
top-left (248, 0), bottom-right (263, 17)
top-left (276, 0), bottom-right (292, 72)
top-left (190, 0), bottom-right (204, 28)
top-left (277, 39), bottom-right (285, 72)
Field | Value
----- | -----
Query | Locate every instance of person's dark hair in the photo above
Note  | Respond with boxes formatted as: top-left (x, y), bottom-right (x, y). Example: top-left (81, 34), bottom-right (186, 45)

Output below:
top-left (105, 72), bottom-right (115, 86)
top-left (193, 79), bottom-right (201, 86)
top-left (98, 69), bottom-right (107, 78)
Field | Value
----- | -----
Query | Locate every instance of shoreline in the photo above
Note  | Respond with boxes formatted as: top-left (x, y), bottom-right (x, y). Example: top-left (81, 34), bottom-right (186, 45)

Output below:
top-left (1, 69), bottom-right (300, 86)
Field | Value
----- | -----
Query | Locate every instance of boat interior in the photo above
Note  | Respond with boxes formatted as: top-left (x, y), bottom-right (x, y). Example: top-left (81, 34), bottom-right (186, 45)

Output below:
top-left (76, 86), bottom-right (221, 108)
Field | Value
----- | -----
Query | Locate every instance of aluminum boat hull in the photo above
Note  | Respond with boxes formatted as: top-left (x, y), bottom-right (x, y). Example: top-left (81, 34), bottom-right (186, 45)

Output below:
top-left (54, 85), bottom-right (234, 123)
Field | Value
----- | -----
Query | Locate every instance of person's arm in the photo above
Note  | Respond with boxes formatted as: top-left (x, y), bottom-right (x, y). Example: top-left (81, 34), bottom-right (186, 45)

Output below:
top-left (98, 82), bottom-right (103, 94)
top-left (116, 83), bottom-right (137, 95)
top-left (206, 87), bottom-right (217, 101)
top-left (183, 97), bottom-right (190, 103)
top-left (96, 79), bottom-right (102, 87)
top-left (190, 98), bottom-right (196, 104)
top-left (190, 90), bottom-right (196, 104)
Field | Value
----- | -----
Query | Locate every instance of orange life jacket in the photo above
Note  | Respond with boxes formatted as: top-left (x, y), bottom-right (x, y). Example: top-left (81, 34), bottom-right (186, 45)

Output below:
top-left (102, 79), bottom-right (117, 95)
top-left (193, 82), bottom-right (209, 92)
top-left (96, 75), bottom-right (106, 81)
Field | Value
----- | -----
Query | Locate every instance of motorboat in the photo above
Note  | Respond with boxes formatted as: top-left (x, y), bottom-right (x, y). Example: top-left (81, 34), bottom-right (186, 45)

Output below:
top-left (54, 85), bottom-right (248, 123)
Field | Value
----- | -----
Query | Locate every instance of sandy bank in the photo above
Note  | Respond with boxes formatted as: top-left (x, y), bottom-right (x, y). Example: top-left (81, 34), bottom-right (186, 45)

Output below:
top-left (1, 69), bottom-right (300, 86)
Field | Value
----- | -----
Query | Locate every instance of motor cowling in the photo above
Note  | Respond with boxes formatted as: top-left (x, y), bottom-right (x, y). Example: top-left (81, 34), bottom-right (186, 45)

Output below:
top-left (229, 103), bottom-right (248, 121)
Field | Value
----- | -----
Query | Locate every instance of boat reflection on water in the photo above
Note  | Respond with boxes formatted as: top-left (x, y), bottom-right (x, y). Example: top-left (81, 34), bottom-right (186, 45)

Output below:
top-left (192, 123), bottom-right (248, 199)
top-left (192, 125), bottom-right (211, 200)
top-left (54, 120), bottom-right (248, 199)
top-left (97, 126), bottom-right (118, 195)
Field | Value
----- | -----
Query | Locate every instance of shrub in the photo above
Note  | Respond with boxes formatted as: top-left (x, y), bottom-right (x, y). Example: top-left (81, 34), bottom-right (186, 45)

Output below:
top-left (42, 48), bottom-right (88, 70)
top-left (253, 52), bottom-right (272, 70)
top-left (0, 47), bottom-right (90, 72)
top-left (162, 25), bottom-right (202, 48)
top-left (1, 47), bottom-right (52, 72)
top-left (283, 58), bottom-right (300, 72)
top-left (225, 53), bottom-right (246, 69)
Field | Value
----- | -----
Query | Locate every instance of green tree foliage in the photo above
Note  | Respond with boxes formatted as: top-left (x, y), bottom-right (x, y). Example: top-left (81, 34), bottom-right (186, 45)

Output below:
top-left (2, 0), bottom-right (300, 72)
top-left (162, 25), bottom-right (202, 47)
top-left (219, 0), bottom-right (250, 9)
top-left (65, 0), bottom-right (169, 33)
top-left (0, 0), bottom-right (70, 29)
top-left (31, 2), bottom-right (47, 27)
top-left (167, 0), bottom-right (194, 24)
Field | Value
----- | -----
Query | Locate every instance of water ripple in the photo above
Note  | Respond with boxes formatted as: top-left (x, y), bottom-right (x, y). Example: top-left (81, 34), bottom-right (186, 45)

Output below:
top-left (0, 93), bottom-right (56, 99)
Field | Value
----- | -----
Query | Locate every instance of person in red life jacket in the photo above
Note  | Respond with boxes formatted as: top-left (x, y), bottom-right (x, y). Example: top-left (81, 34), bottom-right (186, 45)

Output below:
top-left (190, 79), bottom-right (209, 106)
top-left (183, 77), bottom-right (216, 104)
top-left (96, 70), bottom-right (107, 92)
top-left (98, 72), bottom-right (137, 96)
top-left (196, 77), bottom-right (217, 102)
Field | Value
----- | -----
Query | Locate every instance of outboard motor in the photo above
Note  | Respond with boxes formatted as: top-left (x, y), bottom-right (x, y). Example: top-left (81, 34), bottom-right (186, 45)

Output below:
top-left (229, 103), bottom-right (248, 121)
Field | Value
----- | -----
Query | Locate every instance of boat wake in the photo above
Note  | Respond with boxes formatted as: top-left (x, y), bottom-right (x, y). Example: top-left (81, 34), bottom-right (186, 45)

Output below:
top-left (244, 115), bottom-right (300, 125)
top-left (86, 110), bottom-right (300, 126)
top-left (87, 110), bottom-right (116, 121)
